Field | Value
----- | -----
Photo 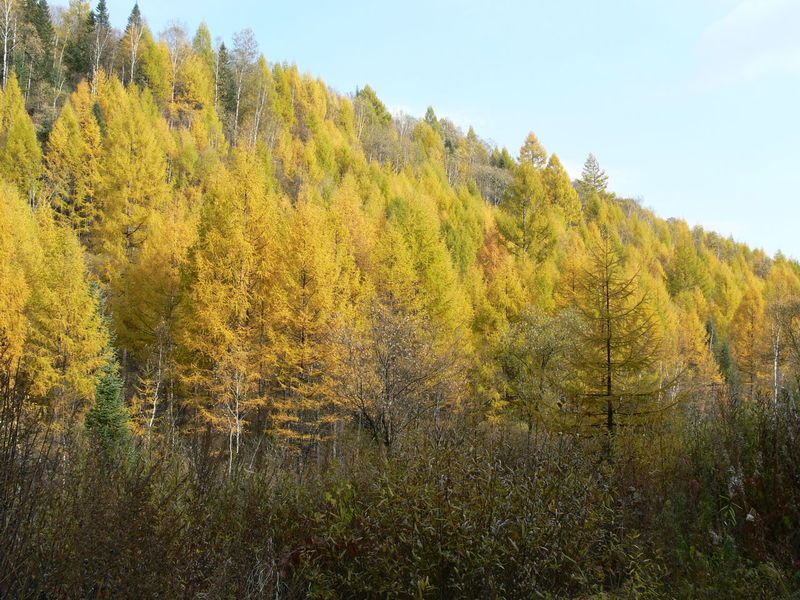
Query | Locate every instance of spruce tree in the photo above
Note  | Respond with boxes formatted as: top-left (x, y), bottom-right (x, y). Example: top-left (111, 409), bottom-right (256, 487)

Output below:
top-left (216, 42), bottom-right (235, 114)
top-left (22, 0), bottom-right (54, 78)
top-left (64, 3), bottom-right (94, 81)
top-left (93, 0), bottom-right (110, 29)
top-left (120, 2), bottom-right (145, 84)
top-left (85, 357), bottom-right (131, 452)
top-left (126, 2), bottom-right (141, 31)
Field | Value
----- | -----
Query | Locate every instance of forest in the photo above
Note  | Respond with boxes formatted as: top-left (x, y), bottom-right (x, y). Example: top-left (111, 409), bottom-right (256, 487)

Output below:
top-left (1, 1), bottom-right (799, 597)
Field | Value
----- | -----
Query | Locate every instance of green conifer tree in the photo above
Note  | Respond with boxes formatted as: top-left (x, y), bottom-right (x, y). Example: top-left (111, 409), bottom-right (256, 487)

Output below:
top-left (86, 357), bottom-right (131, 452)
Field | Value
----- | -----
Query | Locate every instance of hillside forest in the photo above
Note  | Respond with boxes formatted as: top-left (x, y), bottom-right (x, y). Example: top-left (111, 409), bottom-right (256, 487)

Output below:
top-left (1, 1), bottom-right (800, 597)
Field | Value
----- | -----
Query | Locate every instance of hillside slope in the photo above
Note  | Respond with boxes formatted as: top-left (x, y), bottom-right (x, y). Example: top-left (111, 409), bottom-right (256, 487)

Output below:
top-left (2, 3), bottom-right (800, 597)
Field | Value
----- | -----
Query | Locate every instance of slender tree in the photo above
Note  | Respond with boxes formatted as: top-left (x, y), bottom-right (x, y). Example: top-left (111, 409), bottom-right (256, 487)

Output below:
top-left (567, 226), bottom-right (663, 436)
top-left (577, 153), bottom-right (608, 197)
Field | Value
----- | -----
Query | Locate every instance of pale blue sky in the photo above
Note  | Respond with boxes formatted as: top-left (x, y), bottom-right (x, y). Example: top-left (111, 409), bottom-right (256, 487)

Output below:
top-left (102, 0), bottom-right (800, 258)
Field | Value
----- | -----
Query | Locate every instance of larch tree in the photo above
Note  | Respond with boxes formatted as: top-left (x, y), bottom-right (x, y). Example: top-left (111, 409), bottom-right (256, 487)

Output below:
top-left (94, 80), bottom-right (170, 279)
top-left (518, 132), bottom-right (547, 169)
top-left (44, 80), bottom-right (102, 235)
top-left (567, 225), bottom-right (663, 436)
top-left (180, 172), bottom-right (261, 471)
top-left (269, 199), bottom-right (358, 451)
top-left (0, 183), bottom-right (106, 421)
top-left (667, 225), bottom-right (710, 297)
top-left (543, 154), bottom-right (581, 226)
top-left (0, 73), bottom-right (42, 199)
top-left (113, 196), bottom-right (195, 440)
top-left (0, 182), bottom-right (31, 402)
top-left (497, 157), bottom-right (554, 263)
top-left (192, 22), bottom-right (215, 76)
top-left (730, 286), bottom-right (768, 401)
top-left (26, 203), bottom-right (108, 412)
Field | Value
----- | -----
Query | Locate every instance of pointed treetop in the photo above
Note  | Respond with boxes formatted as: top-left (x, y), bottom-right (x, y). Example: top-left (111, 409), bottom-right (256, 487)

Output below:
top-left (193, 21), bottom-right (213, 53)
top-left (23, 0), bottom-right (54, 45)
top-left (579, 153), bottom-right (608, 194)
top-left (547, 153), bottom-right (564, 171)
top-left (94, 0), bottom-right (110, 29)
top-left (126, 2), bottom-right (142, 31)
top-left (85, 357), bottom-right (131, 453)
top-left (519, 132), bottom-right (547, 169)
top-left (424, 106), bottom-right (438, 128)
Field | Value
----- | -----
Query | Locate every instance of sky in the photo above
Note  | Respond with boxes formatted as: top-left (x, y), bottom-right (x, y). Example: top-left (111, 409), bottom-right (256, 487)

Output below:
top-left (102, 0), bottom-right (800, 258)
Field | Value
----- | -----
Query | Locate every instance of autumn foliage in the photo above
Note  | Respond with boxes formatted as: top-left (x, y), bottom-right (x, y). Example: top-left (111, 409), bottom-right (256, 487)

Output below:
top-left (1, 3), bottom-right (799, 597)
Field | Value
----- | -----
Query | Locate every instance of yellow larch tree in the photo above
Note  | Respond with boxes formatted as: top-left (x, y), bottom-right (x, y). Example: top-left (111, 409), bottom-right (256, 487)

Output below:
top-left (0, 183), bottom-right (106, 422)
top-left (764, 262), bottom-right (800, 402)
top-left (94, 80), bottom-right (170, 280)
top-left (566, 225), bottom-right (665, 435)
top-left (113, 194), bottom-right (196, 438)
top-left (729, 285), bottom-right (768, 401)
top-left (44, 81), bottom-right (102, 235)
top-left (0, 73), bottom-right (42, 199)
top-left (269, 197), bottom-right (360, 450)
top-left (543, 154), bottom-right (581, 226)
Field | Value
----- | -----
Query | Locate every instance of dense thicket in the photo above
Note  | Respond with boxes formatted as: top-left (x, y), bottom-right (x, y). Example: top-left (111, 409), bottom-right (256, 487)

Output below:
top-left (1, 2), bottom-right (799, 597)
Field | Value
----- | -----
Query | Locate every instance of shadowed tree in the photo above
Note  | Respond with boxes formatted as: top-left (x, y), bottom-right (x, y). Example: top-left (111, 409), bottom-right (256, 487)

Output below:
top-left (498, 307), bottom-right (571, 442)
top-left (86, 356), bottom-right (131, 453)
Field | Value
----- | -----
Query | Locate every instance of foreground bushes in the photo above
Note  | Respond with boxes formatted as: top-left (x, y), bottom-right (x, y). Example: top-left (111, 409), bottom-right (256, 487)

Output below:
top-left (1, 396), bottom-right (799, 598)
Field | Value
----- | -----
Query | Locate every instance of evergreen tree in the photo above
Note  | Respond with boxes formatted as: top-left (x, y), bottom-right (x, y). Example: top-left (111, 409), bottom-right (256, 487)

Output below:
top-left (63, 1), bottom-right (94, 82)
top-left (577, 152), bottom-right (608, 197)
top-left (88, 0), bottom-right (112, 88)
top-left (16, 0), bottom-right (54, 108)
top-left (92, 0), bottom-right (109, 28)
top-left (119, 2), bottom-right (145, 84)
top-left (85, 357), bottom-right (131, 451)
top-left (423, 106), bottom-right (439, 130)
top-left (215, 42), bottom-right (235, 115)
top-left (125, 1), bottom-right (140, 29)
